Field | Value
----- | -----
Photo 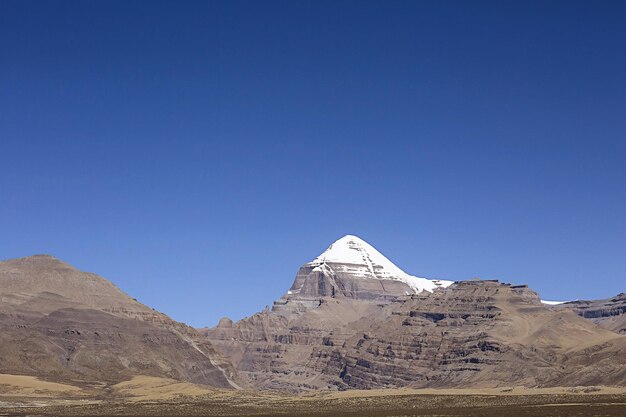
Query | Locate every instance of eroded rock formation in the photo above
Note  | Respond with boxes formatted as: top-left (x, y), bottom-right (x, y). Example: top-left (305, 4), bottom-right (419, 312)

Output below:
top-left (206, 236), bottom-right (626, 390)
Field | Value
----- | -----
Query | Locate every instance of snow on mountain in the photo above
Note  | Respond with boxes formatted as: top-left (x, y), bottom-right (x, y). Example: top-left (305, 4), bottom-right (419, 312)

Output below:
top-left (541, 300), bottom-right (569, 305)
top-left (307, 235), bottom-right (453, 294)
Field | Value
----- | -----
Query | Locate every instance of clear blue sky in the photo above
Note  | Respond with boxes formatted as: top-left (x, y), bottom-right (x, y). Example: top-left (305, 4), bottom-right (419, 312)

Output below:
top-left (1, 1), bottom-right (625, 327)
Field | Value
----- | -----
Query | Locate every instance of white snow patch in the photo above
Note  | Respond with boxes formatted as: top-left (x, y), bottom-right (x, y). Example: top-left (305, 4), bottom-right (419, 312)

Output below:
top-left (541, 300), bottom-right (569, 305)
top-left (308, 235), bottom-right (453, 294)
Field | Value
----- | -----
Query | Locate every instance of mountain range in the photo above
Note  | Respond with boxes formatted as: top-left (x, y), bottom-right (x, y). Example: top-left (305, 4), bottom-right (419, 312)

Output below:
top-left (1, 235), bottom-right (625, 391)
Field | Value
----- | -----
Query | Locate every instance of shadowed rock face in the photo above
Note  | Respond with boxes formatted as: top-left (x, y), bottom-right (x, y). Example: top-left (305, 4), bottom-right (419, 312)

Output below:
top-left (0, 255), bottom-right (238, 388)
top-left (206, 238), bottom-right (626, 391)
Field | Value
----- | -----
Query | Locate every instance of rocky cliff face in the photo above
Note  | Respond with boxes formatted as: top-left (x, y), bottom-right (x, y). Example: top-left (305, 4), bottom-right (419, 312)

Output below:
top-left (3, 238), bottom-right (624, 392)
top-left (0, 255), bottom-right (239, 388)
top-left (307, 281), bottom-right (625, 389)
top-left (206, 298), bottom-right (384, 389)
top-left (206, 235), bottom-right (457, 390)
top-left (552, 293), bottom-right (626, 334)
top-left (206, 236), bottom-right (626, 391)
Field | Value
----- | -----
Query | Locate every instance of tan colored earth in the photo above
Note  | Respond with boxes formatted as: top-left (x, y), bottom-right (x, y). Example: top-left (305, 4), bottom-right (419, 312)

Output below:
top-left (1, 374), bottom-right (626, 416)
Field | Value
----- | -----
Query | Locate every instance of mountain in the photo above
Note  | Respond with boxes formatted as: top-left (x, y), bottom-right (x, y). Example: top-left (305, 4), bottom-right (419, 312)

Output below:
top-left (206, 234), bottom-right (454, 389)
top-left (206, 235), bottom-right (626, 390)
top-left (306, 281), bottom-right (626, 389)
top-left (286, 235), bottom-right (453, 300)
top-left (2, 237), bottom-right (624, 393)
top-left (0, 255), bottom-right (155, 318)
top-left (551, 293), bottom-right (626, 334)
top-left (0, 255), bottom-right (239, 388)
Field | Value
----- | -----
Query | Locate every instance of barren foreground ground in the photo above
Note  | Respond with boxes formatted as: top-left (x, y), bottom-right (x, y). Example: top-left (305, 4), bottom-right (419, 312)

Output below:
top-left (1, 375), bottom-right (625, 417)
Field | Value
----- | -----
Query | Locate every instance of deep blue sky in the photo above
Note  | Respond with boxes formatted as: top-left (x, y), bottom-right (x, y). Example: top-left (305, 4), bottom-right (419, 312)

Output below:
top-left (1, 1), bottom-right (625, 327)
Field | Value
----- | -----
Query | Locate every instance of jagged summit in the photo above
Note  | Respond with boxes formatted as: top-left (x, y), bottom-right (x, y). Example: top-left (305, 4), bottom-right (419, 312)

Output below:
top-left (307, 234), bottom-right (453, 294)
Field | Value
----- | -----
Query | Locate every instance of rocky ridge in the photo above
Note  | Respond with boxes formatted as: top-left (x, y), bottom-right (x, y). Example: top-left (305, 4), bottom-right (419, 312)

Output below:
top-left (552, 293), bottom-right (626, 334)
top-left (1, 235), bottom-right (624, 392)
top-left (206, 236), bottom-right (626, 390)
top-left (0, 255), bottom-right (239, 388)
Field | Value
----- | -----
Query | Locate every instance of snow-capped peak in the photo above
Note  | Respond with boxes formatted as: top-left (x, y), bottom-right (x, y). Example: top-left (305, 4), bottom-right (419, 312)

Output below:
top-left (308, 235), bottom-right (453, 294)
top-left (313, 235), bottom-right (406, 277)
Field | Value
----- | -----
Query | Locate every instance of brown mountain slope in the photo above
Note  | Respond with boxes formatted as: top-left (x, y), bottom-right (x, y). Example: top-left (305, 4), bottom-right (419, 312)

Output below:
top-left (205, 236), bottom-right (626, 391)
top-left (307, 281), bottom-right (626, 389)
top-left (0, 255), bottom-right (238, 388)
top-left (207, 276), bottom-right (626, 390)
top-left (552, 293), bottom-right (626, 334)
top-left (0, 255), bottom-right (160, 320)
top-left (206, 299), bottom-right (384, 389)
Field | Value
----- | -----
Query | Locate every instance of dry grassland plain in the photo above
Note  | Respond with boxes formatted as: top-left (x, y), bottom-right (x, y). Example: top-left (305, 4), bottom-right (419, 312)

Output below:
top-left (2, 374), bottom-right (626, 417)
